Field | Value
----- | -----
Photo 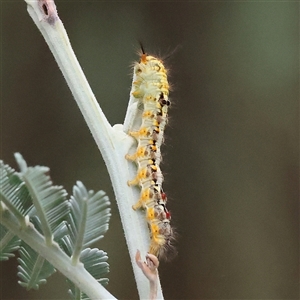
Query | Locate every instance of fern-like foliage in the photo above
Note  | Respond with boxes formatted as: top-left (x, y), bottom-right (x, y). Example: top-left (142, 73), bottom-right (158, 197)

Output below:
top-left (60, 181), bottom-right (111, 294)
top-left (17, 216), bottom-right (70, 289)
top-left (80, 248), bottom-right (109, 286)
top-left (17, 242), bottom-right (56, 290)
top-left (0, 160), bottom-right (31, 260)
top-left (67, 248), bottom-right (109, 299)
top-left (58, 182), bottom-right (111, 299)
top-left (67, 182), bottom-right (111, 251)
top-left (0, 154), bottom-right (111, 298)
top-left (0, 160), bottom-right (33, 223)
top-left (0, 224), bottom-right (21, 260)
top-left (17, 154), bottom-right (69, 245)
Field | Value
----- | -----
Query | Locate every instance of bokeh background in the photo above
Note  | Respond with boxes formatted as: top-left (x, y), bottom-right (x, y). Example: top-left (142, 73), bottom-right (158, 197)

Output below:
top-left (1, 1), bottom-right (299, 299)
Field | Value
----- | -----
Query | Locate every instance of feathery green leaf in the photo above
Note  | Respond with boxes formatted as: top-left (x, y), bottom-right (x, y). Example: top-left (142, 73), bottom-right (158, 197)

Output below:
top-left (19, 157), bottom-right (69, 244)
top-left (65, 181), bottom-right (111, 263)
top-left (67, 248), bottom-right (109, 300)
top-left (80, 248), bottom-right (109, 286)
top-left (0, 223), bottom-right (21, 260)
top-left (0, 161), bottom-right (33, 224)
top-left (70, 181), bottom-right (111, 248)
top-left (2, 155), bottom-right (111, 297)
top-left (17, 242), bottom-right (56, 290)
top-left (16, 215), bottom-right (68, 290)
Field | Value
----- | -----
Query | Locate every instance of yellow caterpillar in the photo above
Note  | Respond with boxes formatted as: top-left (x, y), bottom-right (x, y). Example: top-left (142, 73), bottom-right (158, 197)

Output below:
top-left (126, 52), bottom-right (175, 259)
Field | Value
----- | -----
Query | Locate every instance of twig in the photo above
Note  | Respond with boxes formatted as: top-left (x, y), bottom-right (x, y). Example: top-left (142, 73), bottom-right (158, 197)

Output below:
top-left (23, 0), bottom-right (164, 298)
top-left (135, 250), bottom-right (160, 300)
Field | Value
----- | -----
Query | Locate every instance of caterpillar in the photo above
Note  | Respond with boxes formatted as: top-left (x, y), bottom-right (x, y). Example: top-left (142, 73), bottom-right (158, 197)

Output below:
top-left (126, 51), bottom-right (175, 260)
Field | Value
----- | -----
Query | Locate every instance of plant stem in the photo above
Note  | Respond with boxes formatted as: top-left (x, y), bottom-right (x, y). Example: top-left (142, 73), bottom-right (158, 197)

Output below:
top-left (23, 0), bottom-right (164, 298)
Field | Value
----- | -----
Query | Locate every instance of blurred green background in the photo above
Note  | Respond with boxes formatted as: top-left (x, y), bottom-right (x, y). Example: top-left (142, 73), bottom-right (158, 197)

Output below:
top-left (1, 1), bottom-right (299, 299)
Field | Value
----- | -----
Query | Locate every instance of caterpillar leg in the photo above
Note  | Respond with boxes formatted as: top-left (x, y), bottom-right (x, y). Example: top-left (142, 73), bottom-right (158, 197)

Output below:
top-left (126, 145), bottom-right (159, 163)
top-left (132, 188), bottom-right (152, 210)
top-left (128, 127), bottom-right (149, 139)
top-left (129, 124), bottom-right (159, 140)
top-left (127, 177), bottom-right (140, 186)
top-left (127, 167), bottom-right (149, 186)
top-left (125, 146), bottom-right (147, 161)
top-left (125, 153), bottom-right (138, 161)
top-left (132, 201), bottom-right (143, 210)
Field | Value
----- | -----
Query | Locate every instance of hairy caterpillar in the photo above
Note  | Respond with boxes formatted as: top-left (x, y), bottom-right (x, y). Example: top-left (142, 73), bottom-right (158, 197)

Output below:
top-left (126, 51), bottom-right (175, 260)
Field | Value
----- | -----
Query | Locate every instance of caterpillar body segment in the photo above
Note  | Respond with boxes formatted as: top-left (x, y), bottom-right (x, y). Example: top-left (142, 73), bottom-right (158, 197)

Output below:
top-left (126, 145), bottom-right (162, 167)
top-left (127, 165), bottom-right (164, 188)
top-left (149, 218), bottom-right (175, 259)
top-left (132, 184), bottom-right (168, 212)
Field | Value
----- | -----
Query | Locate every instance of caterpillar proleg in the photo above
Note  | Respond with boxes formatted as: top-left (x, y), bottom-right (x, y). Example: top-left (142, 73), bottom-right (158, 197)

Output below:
top-left (126, 50), bottom-right (175, 260)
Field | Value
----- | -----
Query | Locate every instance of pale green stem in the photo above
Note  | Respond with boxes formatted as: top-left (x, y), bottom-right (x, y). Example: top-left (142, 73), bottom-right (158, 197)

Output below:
top-left (0, 230), bottom-right (18, 251)
top-left (23, 0), bottom-right (164, 298)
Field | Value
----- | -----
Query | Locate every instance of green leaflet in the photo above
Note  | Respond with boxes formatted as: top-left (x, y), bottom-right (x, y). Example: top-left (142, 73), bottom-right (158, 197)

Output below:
top-left (0, 224), bottom-right (21, 260)
top-left (0, 159), bottom-right (30, 260)
top-left (17, 242), bottom-right (56, 290)
top-left (67, 248), bottom-right (109, 300)
top-left (20, 160), bottom-right (69, 244)
top-left (64, 181), bottom-right (111, 262)
top-left (0, 160), bottom-right (33, 223)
